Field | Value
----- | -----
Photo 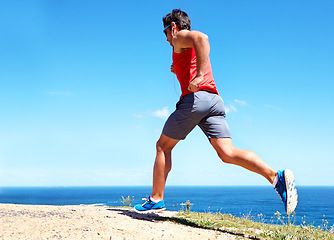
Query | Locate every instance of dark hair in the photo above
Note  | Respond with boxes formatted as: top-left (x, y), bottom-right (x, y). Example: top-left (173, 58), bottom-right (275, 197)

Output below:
top-left (162, 9), bottom-right (191, 30)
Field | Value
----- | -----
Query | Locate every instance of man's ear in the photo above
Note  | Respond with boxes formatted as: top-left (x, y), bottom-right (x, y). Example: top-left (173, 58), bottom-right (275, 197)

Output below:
top-left (171, 22), bottom-right (177, 36)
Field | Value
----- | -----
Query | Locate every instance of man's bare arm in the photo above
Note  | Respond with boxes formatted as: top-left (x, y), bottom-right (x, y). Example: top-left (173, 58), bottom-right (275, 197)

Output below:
top-left (173, 30), bottom-right (210, 91)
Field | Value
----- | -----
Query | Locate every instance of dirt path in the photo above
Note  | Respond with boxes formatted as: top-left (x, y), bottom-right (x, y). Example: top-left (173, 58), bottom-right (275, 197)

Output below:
top-left (0, 204), bottom-right (242, 239)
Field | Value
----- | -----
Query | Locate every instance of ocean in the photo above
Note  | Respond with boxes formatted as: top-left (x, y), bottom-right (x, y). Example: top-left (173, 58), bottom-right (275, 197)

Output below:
top-left (0, 186), bottom-right (333, 228)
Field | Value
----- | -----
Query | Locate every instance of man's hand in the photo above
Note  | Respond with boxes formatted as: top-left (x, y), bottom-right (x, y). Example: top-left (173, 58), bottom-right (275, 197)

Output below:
top-left (188, 75), bottom-right (203, 92)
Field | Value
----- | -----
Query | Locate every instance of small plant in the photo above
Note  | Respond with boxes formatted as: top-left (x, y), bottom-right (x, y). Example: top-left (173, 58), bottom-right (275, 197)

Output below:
top-left (274, 211), bottom-right (286, 225)
top-left (256, 213), bottom-right (266, 223)
top-left (181, 200), bottom-right (193, 212)
top-left (120, 196), bottom-right (134, 207)
top-left (322, 215), bottom-right (329, 230)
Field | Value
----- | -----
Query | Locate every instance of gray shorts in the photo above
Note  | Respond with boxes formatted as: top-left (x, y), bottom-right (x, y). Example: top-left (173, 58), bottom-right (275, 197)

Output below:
top-left (162, 91), bottom-right (231, 140)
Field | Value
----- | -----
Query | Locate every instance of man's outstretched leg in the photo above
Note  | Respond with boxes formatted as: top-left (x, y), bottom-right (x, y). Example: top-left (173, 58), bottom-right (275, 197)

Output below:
top-left (134, 134), bottom-right (179, 213)
top-left (210, 138), bottom-right (277, 183)
top-left (210, 137), bottom-right (298, 215)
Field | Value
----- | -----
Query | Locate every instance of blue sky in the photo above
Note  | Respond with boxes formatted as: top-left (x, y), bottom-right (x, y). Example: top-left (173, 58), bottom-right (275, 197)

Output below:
top-left (0, 0), bottom-right (333, 186)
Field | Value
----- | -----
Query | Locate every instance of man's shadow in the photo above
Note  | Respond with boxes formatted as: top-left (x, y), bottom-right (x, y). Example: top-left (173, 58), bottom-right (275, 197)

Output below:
top-left (106, 208), bottom-right (167, 222)
top-left (106, 208), bottom-right (259, 239)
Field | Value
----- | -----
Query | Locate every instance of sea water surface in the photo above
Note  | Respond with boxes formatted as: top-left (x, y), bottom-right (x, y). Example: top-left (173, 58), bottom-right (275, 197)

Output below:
top-left (0, 186), bottom-right (333, 228)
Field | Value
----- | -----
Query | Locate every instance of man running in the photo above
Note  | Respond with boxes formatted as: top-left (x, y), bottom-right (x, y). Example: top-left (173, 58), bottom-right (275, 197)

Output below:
top-left (134, 9), bottom-right (298, 215)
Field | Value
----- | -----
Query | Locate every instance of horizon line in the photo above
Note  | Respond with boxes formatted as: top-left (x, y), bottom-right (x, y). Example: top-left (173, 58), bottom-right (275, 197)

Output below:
top-left (1, 185), bottom-right (333, 188)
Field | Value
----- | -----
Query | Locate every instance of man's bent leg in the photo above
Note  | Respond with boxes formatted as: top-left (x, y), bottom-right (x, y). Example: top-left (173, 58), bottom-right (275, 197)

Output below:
top-left (210, 138), bottom-right (277, 184)
top-left (151, 134), bottom-right (179, 201)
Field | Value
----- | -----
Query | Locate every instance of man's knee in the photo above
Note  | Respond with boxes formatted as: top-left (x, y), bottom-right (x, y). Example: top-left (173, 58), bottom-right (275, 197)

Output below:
top-left (211, 138), bottom-right (237, 163)
top-left (217, 147), bottom-right (235, 163)
top-left (156, 134), bottom-right (178, 153)
top-left (156, 141), bottom-right (173, 153)
top-left (155, 138), bottom-right (174, 174)
top-left (218, 147), bottom-right (255, 164)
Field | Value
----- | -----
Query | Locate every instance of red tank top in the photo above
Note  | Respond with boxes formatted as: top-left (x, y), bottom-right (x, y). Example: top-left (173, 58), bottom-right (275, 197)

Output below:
top-left (172, 48), bottom-right (218, 98)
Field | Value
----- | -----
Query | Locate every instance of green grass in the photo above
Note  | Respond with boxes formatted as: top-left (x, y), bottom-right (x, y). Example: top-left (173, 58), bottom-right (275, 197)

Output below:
top-left (170, 210), bottom-right (334, 240)
top-left (115, 197), bottom-right (333, 239)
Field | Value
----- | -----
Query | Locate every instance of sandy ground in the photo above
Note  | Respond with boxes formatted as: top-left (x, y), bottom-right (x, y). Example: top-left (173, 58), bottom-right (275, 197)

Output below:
top-left (0, 204), bottom-right (240, 240)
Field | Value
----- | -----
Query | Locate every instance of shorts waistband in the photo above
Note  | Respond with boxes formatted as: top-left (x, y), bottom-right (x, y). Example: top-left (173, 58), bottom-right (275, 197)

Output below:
top-left (180, 90), bottom-right (217, 100)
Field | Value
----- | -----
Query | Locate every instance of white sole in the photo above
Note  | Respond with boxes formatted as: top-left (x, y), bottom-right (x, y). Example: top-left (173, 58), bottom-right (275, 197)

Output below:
top-left (284, 169), bottom-right (298, 215)
top-left (133, 208), bottom-right (166, 214)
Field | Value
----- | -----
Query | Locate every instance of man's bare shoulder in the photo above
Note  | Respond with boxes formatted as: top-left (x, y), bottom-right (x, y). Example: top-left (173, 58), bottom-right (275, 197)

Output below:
top-left (173, 30), bottom-right (208, 53)
top-left (174, 30), bottom-right (207, 41)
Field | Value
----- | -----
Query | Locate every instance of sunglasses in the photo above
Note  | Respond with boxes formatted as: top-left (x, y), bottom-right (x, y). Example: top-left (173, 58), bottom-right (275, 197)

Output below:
top-left (163, 24), bottom-right (171, 36)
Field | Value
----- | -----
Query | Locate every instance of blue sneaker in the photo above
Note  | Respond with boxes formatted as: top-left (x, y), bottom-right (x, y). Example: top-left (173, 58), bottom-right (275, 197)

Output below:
top-left (134, 196), bottom-right (166, 213)
top-left (274, 169), bottom-right (298, 215)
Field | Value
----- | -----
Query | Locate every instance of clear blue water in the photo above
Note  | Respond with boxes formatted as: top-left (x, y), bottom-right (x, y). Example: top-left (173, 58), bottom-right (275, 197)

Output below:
top-left (0, 186), bottom-right (333, 228)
